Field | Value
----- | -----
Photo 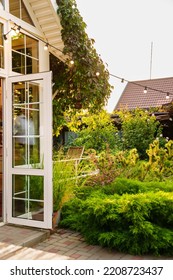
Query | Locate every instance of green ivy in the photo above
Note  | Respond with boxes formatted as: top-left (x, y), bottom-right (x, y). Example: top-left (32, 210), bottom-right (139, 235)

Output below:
top-left (51, 0), bottom-right (113, 134)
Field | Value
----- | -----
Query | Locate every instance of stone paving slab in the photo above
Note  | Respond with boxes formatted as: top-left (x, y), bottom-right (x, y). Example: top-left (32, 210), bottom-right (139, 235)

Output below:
top-left (33, 228), bottom-right (173, 260)
top-left (0, 225), bottom-right (173, 260)
top-left (0, 224), bottom-right (49, 246)
top-left (0, 242), bottom-right (22, 259)
top-left (0, 224), bottom-right (50, 260)
top-left (4, 246), bottom-right (71, 260)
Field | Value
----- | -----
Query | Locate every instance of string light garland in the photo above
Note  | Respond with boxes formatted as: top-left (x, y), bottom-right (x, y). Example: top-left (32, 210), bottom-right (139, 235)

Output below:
top-left (3, 21), bottom-right (68, 62)
top-left (3, 22), bottom-right (173, 99)
top-left (110, 73), bottom-right (173, 99)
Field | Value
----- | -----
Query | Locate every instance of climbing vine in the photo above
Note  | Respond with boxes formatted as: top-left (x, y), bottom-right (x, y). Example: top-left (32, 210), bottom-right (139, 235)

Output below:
top-left (51, 0), bottom-right (113, 134)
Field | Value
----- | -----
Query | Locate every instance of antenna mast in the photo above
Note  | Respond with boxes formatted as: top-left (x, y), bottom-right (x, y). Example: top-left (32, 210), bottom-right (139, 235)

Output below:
top-left (150, 42), bottom-right (153, 79)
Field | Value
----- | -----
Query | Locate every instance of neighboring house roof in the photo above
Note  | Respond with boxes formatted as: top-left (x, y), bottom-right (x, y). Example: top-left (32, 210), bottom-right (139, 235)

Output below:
top-left (115, 77), bottom-right (173, 110)
top-left (26, 0), bottom-right (65, 61)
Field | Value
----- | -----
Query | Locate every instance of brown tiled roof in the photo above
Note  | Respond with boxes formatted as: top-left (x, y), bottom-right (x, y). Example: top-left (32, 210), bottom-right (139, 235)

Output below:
top-left (115, 77), bottom-right (173, 110)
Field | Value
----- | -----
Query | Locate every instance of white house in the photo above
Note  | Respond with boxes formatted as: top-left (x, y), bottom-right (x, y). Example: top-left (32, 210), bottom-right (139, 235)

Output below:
top-left (0, 0), bottom-right (65, 229)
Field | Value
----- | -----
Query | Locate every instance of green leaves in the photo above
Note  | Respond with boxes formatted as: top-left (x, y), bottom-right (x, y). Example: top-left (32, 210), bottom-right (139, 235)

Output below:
top-left (51, 1), bottom-right (112, 135)
top-left (116, 108), bottom-right (162, 159)
top-left (61, 179), bottom-right (173, 255)
top-left (65, 110), bottom-right (121, 153)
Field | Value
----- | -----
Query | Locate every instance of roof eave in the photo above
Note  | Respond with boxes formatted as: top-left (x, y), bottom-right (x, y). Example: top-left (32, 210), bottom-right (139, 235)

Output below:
top-left (26, 0), bottom-right (66, 62)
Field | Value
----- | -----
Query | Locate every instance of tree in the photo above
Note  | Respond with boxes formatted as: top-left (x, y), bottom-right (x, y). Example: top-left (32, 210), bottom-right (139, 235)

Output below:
top-left (51, 0), bottom-right (113, 135)
top-left (117, 109), bottom-right (163, 159)
top-left (65, 110), bottom-right (120, 153)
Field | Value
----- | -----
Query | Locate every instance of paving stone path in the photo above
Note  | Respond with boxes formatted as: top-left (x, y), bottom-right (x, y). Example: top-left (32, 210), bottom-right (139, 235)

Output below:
top-left (0, 224), bottom-right (172, 260)
top-left (33, 228), bottom-right (173, 260)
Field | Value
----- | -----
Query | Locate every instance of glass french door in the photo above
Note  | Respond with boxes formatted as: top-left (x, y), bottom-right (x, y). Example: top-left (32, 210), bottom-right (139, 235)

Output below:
top-left (6, 72), bottom-right (52, 228)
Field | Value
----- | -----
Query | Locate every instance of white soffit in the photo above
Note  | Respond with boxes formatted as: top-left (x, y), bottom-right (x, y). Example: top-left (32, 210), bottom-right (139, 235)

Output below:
top-left (26, 0), bottom-right (66, 61)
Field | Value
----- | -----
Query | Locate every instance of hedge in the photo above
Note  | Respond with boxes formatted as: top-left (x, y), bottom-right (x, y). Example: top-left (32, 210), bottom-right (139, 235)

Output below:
top-left (60, 179), bottom-right (173, 255)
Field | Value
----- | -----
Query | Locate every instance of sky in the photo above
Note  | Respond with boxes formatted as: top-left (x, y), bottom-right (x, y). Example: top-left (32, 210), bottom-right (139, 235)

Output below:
top-left (75, 0), bottom-right (173, 112)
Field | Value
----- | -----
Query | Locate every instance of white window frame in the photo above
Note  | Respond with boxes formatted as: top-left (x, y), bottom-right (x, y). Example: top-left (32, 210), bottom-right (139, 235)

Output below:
top-left (5, 71), bottom-right (53, 229)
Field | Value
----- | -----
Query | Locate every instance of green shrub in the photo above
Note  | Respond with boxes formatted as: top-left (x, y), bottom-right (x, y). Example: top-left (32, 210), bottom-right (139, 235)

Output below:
top-left (85, 147), bottom-right (139, 186)
top-left (53, 159), bottom-right (75, 211)
top-left (61, 189), bottom-right (173, 255)
top-left (103, 178), bottom-right (173, 195)
top-left (75, 177), bottom-right (173, 198)
top-left (121, 139), bottom-right (173, 182)
top-left (117, 108), bottom-right (162, 159)
top-left (65, 110), bottom-right (121, 153)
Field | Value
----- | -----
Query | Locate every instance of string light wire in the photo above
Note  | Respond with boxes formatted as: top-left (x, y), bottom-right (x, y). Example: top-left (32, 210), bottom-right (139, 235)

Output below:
top-left (110, 73), bottom-right (173, 98)
top-left (3, 22), bottom-right (173, 98)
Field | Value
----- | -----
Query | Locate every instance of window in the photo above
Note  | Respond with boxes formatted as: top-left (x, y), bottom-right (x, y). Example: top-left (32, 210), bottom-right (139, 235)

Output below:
top-left (12, 33), bottom-right (39, 74)
top-left (9, 0), bottom-right (34, 26)
top-left (0, 23), bottom-right (4, 69)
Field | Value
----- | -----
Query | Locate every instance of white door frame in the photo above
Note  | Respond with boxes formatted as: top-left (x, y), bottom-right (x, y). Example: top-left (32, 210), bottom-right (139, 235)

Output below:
top-left (5, 72), bottom-right (52, 229)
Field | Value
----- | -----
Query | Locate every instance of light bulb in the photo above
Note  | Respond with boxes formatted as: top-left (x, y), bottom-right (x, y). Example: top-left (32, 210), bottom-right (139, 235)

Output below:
top-left (166, 93), bottom-right (170, 100)
top-left (44, 43), bottom-right (48, 50)
top-left (70, 60), bottom-right (74, 65)
top-left (16, 26), bottom-right (21, 34)
top-left (3, 34), bottom-right (8, 42)
top-left (144, 87), bottom-right (147, 94)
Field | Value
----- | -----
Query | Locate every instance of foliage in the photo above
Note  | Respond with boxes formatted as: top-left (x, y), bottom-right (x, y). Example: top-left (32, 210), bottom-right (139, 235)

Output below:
top-left (53, 148), bottom-right (92, 211)
top-left (85, 147), bottom-right (139, 186)
top-left (116, 108), bottom-right (163, 159)
top-left (73, 177), bottom-right (173, 201)
top-left (53, 151), bottom-right (76, 211)
top-left (57, 132), bottom-right (173, 255)
top-left (104, 139), bottom-right (173, 182)
top-left (122, 139), bottom-right (173, 182)
top-left (102, 177), bottom-right (173, 196)
top-left (65, 110), bottom-right (121, 153)
top-left (29, 156), bottom-right (44, 200)
top-left (51, 0), bottom-right (113, 134)
top-left (30, 176), bottom-right (44, 201)
top-left (143, 139), bottom-right (173, 181)
top-left (60, 180), bottom-right (173, 255)
top-left (86, 147), bottom-right (118, 186)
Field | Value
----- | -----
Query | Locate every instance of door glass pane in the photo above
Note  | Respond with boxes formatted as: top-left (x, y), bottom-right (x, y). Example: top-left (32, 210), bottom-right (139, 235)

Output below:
top-left (12, 80), bottom-right (43, 168)
top-left (12, 175), bottom-right (44, 221)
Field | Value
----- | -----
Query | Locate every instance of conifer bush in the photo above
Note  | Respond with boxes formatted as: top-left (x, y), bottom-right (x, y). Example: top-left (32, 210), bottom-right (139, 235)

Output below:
top-left (61, 180), bottom-right (173, 255)
top-left (104, 178), bottom-right (173, 195)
